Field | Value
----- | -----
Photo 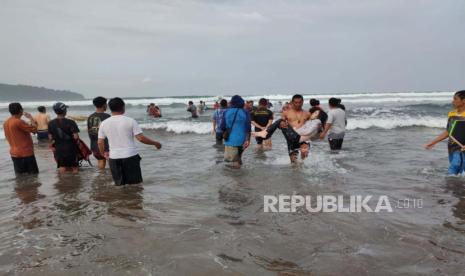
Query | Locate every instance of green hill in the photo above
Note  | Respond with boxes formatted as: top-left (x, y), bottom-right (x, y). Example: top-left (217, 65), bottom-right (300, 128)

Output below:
top-left (0, 83), bottom-right (85, 101)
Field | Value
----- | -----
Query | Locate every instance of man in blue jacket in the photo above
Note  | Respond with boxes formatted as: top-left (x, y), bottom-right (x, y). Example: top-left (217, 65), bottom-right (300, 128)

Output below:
top-left (221, 95), bottom-right (251, 168)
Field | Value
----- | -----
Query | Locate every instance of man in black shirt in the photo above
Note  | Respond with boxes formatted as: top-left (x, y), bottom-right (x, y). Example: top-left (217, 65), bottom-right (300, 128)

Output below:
top-left (48, 102), bottom-right (80, 173)
top-left (88, 96), bottom-right (111, 169)
top-left (251, 98), bottom-right (274, 149)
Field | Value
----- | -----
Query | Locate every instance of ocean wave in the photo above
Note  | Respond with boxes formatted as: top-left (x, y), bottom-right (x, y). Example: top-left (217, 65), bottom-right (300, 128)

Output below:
top-left (0, 91), bottom-right (454, 109)
top-left (347, 116), bottom-right (445, 130)
top-left (139, 121), bottom-right (212, 134)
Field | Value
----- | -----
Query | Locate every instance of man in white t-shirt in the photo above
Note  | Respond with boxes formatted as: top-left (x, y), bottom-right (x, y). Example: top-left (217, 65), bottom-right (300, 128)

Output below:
top-left (320, 97), bottom-right (346, 150)
top-left (98, 97), bottom-right (161, 185)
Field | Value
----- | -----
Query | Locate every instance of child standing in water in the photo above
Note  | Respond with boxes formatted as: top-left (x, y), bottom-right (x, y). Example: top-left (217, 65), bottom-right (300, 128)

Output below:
top-left (425, 90), bottom-right (465, 175)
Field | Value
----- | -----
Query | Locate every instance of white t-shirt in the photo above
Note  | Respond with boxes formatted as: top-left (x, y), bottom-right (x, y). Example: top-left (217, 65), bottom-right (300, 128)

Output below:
top-left (98, 115), bottom-right (143, 159)
top-left (327, 108), bottom-right (346, 135)
top-left (295, 119), bottom-right (321, 137)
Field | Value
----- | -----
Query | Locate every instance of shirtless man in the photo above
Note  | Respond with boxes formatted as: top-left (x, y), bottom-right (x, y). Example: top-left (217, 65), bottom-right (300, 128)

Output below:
top-left (34, 106), bottom-right (50, 141)
top-left (280, 94), bottom-right (312, 162)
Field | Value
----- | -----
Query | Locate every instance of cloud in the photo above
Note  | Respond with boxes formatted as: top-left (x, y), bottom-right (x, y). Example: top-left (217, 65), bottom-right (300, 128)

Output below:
top-left (0, 0), bottom-right (464, 97)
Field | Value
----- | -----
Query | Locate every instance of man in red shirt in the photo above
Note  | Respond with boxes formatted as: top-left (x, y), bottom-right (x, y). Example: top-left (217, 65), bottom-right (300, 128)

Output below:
top-left (3, 103), bottom-right (39, 175)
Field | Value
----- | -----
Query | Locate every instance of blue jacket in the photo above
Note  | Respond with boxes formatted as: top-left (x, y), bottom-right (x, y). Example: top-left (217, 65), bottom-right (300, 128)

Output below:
top-left (220, 108), bottom-right (251, 147)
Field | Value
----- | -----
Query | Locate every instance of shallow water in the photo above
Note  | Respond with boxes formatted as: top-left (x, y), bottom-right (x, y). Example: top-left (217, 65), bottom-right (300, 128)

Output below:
top-left (1, 92), bottom-right (465, 275)
top-left (1, 124), bottom-right (465, 275)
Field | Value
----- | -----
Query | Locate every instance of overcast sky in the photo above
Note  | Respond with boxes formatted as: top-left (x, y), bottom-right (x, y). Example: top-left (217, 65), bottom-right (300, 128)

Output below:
top-left (1, 0), bottom-right (464, 97)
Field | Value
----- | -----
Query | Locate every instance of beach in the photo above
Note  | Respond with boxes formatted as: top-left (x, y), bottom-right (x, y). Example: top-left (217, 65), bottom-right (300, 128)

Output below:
top-left (1, 91), bottom-right (465, 275)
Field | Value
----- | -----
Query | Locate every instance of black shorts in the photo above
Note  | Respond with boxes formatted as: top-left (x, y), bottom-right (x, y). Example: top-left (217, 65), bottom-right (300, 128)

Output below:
top-left (328, 138), bottom-right (344, 150)
top-left (109, 154), bottom-right (143, 185)
top-left (37, 130), bottom-right (48, 141)
top-left (55, 142), bottom-right (79, 168)
top-left (90, 139), bottom-right (108, 160)
top-left (12, 156), bottom-right (39, 175)
top-left (215, 132), bottom-right (224, 144)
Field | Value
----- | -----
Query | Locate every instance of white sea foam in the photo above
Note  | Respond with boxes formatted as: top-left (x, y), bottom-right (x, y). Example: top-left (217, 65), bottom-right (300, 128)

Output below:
top-left (0, 91), bottom-right (454, 108)
top-left (139, 121), bottom-right (212, 134)
top-left (347, 115), bottom-right (445, 130)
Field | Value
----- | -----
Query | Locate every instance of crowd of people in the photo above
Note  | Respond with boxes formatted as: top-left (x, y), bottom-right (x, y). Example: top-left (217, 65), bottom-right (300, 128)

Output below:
top-left (2, 94), bottom-right (349, 185)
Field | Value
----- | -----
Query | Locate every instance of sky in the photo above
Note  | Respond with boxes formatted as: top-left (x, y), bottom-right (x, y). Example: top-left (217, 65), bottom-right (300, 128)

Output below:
top-left (0, 0), bottom-right (464, 98)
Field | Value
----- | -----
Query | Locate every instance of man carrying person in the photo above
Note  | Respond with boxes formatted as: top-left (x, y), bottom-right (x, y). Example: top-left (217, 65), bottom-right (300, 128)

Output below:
top-left (279, 94), bottom-right (312, 162)
top-left (251, 98), bottom-right (274, 149)
top-left (212, 99), bottom-right (228, 145)
top-left (3, 103), bottom-right (39, 175)
top-left (425, 90), bottom-right (465, 175)
top-left (98, 97), bottom-right (162, 185)
top-left (87, 96), bottom-right (111, 170)
top-left (48, 102), bottom-right (80, 173)
top-left (220, 95), bottom-right (251, 168)
top-left (34, 106), bottom-right (50, 142)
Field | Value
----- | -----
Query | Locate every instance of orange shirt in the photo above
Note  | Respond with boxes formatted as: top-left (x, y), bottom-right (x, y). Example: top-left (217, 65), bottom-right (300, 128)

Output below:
top-left (3, 117), bottom-right (36, 157)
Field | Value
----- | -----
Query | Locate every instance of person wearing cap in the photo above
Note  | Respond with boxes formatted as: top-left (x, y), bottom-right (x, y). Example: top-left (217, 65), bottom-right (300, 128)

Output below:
top-left (220, 95), bottom-right (251, 168)
top-left (48, 102), bottom-right (80, 173)
top-left (98, 97), bottom-right (162, 185)
top-left (3, 102), bottom-right (39, 175)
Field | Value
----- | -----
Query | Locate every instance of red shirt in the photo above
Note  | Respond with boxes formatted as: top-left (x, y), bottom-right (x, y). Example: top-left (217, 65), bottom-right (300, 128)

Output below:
top-left (3, 117), bottom-right (36, 157)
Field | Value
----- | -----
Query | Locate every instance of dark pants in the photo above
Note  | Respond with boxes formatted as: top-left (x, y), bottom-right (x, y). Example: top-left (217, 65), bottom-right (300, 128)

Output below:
top-left (12, 156), bottom-right (39, 175)
top-left (109, 154), bottom-right (143, 185)
top-left (328, 138), bottom-right (344, 150)
top-left (215, 132), bottom-right (224, 145)
top-left (265, 119), bottom-right (303, 155)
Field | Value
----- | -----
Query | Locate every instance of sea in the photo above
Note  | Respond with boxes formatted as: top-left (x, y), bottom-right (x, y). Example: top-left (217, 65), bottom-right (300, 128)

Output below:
top-left (1, 91), bottom-right (465, 275)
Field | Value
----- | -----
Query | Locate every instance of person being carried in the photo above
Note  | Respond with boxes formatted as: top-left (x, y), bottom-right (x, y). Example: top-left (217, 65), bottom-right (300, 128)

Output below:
top-left (251, 98), bottom-right (274, 149)
top-left (98, 97), bottom-right (162, 185)
top-left (48, 102), bottom-right (80, 173)
top-left (3, 102), bottom-right (39, 175)
top-left (34, 106), bottom-right (50, 142)
top-left (88, 96), bottom-right (111, 170)
top-left (425, 90), bottom-right (465, 175)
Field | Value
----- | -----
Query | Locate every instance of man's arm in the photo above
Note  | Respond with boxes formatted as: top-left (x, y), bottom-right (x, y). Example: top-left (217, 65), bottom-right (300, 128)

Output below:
top-left (98, 138), bottom-right (106, 156)
top-left (135, 133), bottom-right (162, 149)
top-left (320, 123), bottom-right (332, 139)
top-left (424, 130), bottom-right (449, 150)
top-left (19, 114), bottom-right (37, 133)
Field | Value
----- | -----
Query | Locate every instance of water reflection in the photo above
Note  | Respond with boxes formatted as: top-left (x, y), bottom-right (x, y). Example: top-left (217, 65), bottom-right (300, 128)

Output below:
top-left (14, 175), bottom-right (43, 205)
top-left (444, 177), bottom-right (465, 222)
top-left (91, 174), bottom-right (145, 221)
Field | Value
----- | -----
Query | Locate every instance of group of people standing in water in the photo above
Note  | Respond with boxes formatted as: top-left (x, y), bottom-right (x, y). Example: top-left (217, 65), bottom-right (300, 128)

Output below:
top-left (3, 94), bottom-right (349, 183)
top-left (210, 94), bottom-right (347, 167)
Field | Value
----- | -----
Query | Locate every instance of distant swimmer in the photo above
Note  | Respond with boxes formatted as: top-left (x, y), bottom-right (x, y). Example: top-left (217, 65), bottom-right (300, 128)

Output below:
top-left (220, 95), bottom-right (251, 168)
top-left (187, 101), bottom-right (199, 118)
top-left (34, 105), bottom-right (51, 141)
top-left (425, 90), bottom-right (465, 175)
top-left (3, 102), bottom-right (39, 175)
top-left (251, 98), bottom-right (274, 150)
top-left (98, 97), bottom-right (162, 185)
top-left (319, 98), bottom-right (346, 150)
top-left (147, 103), bottom-right (162, 118)
top-left (48, 102), bottom-right (81, 173)
top-left (87, 97), bottom-right (111, 170)
top-left (198, 101), bottom-right (206, 113)
top-left (212, 99), bottom-right (228, 145)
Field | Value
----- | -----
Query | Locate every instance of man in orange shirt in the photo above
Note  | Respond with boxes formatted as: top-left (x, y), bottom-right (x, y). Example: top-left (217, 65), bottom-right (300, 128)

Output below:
top-left (3, 102), bottom-right (39, 175)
